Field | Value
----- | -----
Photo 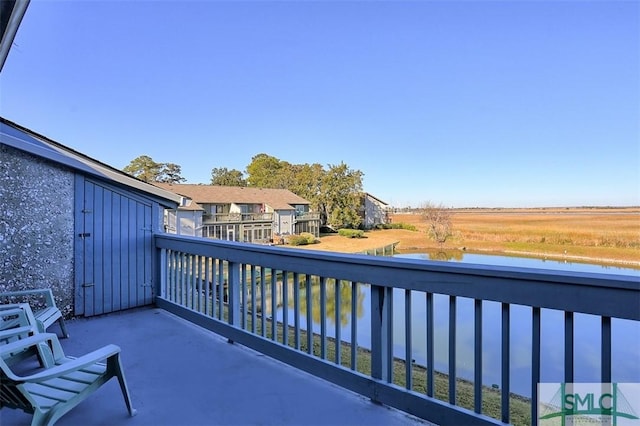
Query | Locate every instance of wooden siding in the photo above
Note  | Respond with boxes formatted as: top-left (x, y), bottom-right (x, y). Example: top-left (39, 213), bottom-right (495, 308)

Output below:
top-left (75, 177), bottom-right (156, 316)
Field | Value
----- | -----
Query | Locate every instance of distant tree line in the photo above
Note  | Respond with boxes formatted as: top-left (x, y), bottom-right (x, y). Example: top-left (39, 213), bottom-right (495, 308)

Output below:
top-left (122, 153), bottom-right (364, 229)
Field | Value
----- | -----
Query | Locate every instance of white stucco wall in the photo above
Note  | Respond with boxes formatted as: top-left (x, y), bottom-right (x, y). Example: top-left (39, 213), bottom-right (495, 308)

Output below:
top-left (364, 197), bottom-right (388, 228)
top-left (0, 144), bottom-right (75, 316)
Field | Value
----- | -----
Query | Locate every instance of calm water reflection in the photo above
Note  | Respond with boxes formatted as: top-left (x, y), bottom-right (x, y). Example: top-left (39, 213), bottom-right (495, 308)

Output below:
top-left (276, 253), bottom-right (640, 397)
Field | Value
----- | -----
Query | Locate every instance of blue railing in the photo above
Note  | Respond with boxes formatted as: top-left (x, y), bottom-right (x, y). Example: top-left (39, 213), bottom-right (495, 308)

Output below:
top-left (153, 233), bottom-right (640, 426)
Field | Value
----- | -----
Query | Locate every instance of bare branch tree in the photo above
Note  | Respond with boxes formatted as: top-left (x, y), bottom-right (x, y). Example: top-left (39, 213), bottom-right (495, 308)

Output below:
top-left (421, 202), bottom-right (453, 248)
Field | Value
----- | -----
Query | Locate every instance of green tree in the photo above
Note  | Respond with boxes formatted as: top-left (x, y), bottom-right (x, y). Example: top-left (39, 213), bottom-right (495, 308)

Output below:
top-left (123, 155), bottom-right (185, 183)
top-left (320, 162), bottom-right (363, 229)
top-left (288, 163), bottom-right (325, 211)
top-left (123, 155), bottom-right (163, 183)
top-left (244, 154), bottom-right (364, 228)
top-left (245, 153), bottom-right (290, 188)
top-left (211, 167), bottom-right (247, 186)
top-left (158, 163), bottom-right (186, 183)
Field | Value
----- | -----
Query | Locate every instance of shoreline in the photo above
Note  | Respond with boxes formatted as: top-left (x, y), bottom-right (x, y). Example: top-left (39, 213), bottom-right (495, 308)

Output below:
top-left (396, 246), bottom-right (640, 269)
top-left (500, 249), bottom-right (640, 268)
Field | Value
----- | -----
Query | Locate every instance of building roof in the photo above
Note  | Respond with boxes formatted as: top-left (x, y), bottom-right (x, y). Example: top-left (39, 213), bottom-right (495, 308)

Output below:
top-left (179, 199), bottom-right (204, 211)
top-left (0, 117), bottom-right (181, 207)
top-left (364, 192), bottom-right (389, 206)
top-left (154, 183), bottom-right (311, 211)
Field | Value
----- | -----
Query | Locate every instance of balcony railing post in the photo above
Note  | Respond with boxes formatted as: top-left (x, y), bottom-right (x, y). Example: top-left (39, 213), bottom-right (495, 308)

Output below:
top-left (153, 236), bottom-right (166, 300)
top-left (370, 283), bottom-right (391, 384)
top-left (228, 261), bottom-right (241, 327)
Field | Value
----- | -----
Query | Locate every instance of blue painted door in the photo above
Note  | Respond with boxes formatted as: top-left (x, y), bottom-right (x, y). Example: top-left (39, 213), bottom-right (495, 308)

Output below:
top-left (75, 178), bottom-right (154, 316)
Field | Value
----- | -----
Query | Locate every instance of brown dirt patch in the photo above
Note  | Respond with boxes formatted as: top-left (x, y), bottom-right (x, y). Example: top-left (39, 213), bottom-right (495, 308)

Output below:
top-left (293, 228), bottom-right (428, 253)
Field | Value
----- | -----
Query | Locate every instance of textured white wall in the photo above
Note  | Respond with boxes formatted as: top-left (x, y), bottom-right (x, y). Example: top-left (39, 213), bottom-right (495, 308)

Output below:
top-left (0, 144), bottom-right (75, 317)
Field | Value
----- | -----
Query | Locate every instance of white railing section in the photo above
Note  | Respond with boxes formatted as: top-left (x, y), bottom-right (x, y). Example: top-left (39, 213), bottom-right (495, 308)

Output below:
top-left (153, 234), bottom-right (640, 426)
top-left (202, 212), bottom-right (274, 223)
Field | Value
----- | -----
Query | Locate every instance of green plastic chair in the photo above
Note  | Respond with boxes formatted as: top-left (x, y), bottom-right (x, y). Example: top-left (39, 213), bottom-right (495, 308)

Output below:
top-left (0, 289), bottom-right (69, 338)
top-left (0, 332), bottom-right (137, 426)
top-left (0, 303), bottom-right (42, 364)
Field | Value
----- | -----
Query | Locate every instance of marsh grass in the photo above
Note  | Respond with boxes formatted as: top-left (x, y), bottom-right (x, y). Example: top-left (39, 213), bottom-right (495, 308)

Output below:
top-left (392, 208), bottom-right (640, 266)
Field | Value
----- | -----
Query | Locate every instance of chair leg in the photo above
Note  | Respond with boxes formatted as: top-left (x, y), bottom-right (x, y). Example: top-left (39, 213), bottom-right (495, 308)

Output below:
top-left (29, 409), bottom-right (47, 426)
top-left (110, 353), bottom-right (137, 417)
top-left (57, 318), bottom-right (69, 338)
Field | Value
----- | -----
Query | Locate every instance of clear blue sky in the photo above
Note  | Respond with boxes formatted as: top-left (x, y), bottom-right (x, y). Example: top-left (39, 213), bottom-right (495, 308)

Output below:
top-left (1, 0), bottom-right (638, 208)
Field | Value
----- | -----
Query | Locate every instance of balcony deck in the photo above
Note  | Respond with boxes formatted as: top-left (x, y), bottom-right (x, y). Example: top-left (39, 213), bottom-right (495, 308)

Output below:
top-left (2, 306), bottom-right (433, 426)
top-left (3, 234), bottom-right (637, 425)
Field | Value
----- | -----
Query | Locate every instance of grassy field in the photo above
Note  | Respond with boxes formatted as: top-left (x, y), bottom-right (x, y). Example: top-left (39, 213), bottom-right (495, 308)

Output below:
top-left (296, 207), bottom-right (640, 268)
top-left (397, 207), bottom-right (640, 267)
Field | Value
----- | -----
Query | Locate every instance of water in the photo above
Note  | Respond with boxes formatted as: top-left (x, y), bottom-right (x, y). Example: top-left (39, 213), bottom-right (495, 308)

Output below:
top-left (276, 253), bottom-right (640, 398)
top-left (396, 252), bottom-right (639, 276)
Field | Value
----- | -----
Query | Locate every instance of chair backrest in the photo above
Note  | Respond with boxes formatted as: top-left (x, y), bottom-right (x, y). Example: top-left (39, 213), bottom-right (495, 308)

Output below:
top-left (0, 304), bottom-right (41, 364)
top-left (1, 302), bottom-right (38, 325)
top-left (1, 303), bottom-right (38, 331)
top-left (1, 289), bottom-right (68, 338)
